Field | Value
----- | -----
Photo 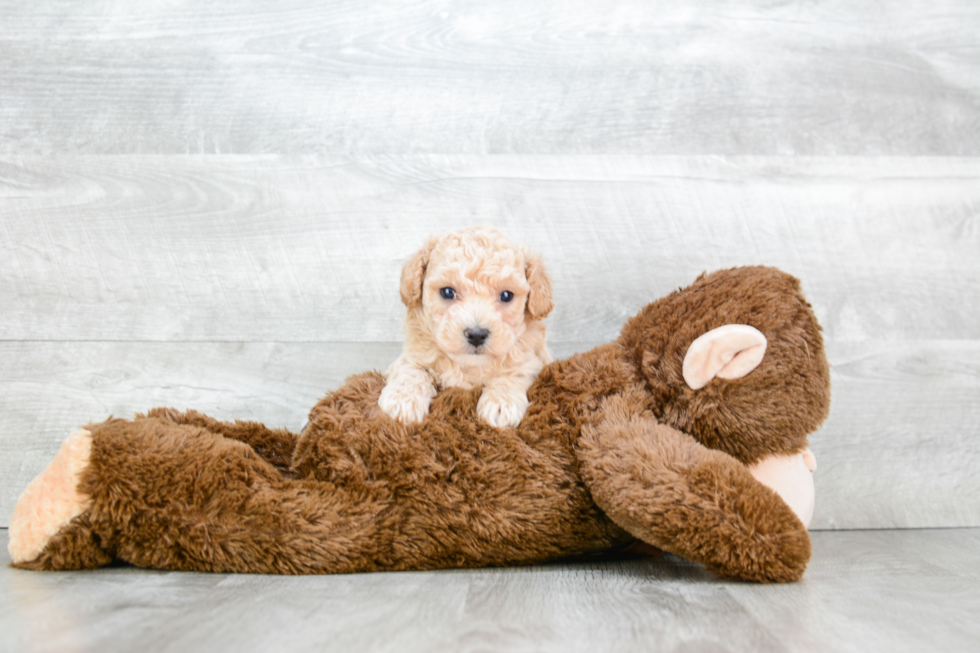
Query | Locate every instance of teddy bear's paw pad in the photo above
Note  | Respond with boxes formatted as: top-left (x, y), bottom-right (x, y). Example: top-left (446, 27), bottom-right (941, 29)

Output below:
top-left (8, 429), bottom-right (94, 563)
top-left (749, 451), bottom-right (816, 528)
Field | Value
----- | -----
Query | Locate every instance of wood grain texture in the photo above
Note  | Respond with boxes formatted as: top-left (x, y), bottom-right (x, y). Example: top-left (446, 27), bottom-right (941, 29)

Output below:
top-left (1, 1), bottom-right (979, 155)
top-left (815, 341), bottom-right (980, 530)
top-left (2, 340), bottom-right (977, 530)
top-left (2, 528), bottom-right (978, 653)
top-left (3, 155), bottom-right (978, 342)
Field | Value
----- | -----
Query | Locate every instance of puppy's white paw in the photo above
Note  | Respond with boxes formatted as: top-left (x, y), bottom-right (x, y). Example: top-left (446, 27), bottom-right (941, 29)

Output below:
top-left (477, 390), bottom-right (529, 429)
top-left (378, 383), bottom-right (433, 424)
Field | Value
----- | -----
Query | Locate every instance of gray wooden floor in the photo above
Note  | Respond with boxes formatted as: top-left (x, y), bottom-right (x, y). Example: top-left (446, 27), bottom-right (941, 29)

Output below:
top-left (2, 528), bottom-right (979, 653)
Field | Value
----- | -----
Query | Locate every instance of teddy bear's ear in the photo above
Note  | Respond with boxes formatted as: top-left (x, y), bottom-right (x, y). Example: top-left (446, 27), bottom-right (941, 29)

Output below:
top-left (682, 325), bottom-right (768, 390)
top-left (399, 236), bottom-right (438, 309)
top-left (524, 250), bottom-right (554, 320)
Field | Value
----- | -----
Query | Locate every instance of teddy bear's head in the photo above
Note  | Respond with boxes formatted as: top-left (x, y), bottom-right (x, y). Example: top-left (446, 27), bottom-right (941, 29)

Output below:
top-left (618, 266), bottom-right (831, 465)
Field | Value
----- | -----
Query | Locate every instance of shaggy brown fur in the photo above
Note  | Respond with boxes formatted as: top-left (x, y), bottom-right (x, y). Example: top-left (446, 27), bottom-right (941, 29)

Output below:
top-left (12, 266), bottom-right (830, 582)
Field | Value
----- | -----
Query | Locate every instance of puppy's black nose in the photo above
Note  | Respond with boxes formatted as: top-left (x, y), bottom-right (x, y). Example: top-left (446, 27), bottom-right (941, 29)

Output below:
top-left (464, 328), bottom-right (490, 347)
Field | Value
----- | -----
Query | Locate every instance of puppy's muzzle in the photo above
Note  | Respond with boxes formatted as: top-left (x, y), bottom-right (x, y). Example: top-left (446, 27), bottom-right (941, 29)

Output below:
top-left (464, 328), bottom-right (490, 348)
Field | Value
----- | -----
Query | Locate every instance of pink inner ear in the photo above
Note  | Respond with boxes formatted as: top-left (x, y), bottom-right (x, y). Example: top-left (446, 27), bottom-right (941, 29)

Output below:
top-left (682, 325), bottom-right (768, 390)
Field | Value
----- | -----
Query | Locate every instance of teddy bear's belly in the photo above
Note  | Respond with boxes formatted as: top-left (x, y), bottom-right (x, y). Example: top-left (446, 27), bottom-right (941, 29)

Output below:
top-left (385, 460), bottom-right (629, 569)
top-left (296, 423), bottom-right (626, 569)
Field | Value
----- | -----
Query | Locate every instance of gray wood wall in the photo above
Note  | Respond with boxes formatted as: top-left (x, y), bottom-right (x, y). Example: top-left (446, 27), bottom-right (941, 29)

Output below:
top-left (2, 0), bottom-right (978, 531)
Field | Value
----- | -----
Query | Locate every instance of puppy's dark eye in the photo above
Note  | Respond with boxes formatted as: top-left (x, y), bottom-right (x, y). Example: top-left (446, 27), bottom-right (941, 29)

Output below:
top-left (440, 287), bottom-right (456, 300)
top-left (499, 290), bottom-right (514, 303)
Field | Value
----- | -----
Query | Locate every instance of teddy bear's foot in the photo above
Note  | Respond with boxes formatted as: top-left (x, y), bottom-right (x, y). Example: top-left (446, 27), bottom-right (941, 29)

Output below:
top-left (8, 429), bottom-right (94, 564)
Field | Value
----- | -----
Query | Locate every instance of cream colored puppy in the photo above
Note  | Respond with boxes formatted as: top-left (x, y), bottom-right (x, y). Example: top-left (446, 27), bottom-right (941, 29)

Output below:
top-left (378, 227), bottom-right (554, 428)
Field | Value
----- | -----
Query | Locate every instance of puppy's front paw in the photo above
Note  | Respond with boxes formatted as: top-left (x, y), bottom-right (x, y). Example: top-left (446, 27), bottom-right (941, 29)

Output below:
top-left (477, 390), bottom-right (529, 428)
top-left (378, 383), bottom-right (432, 424)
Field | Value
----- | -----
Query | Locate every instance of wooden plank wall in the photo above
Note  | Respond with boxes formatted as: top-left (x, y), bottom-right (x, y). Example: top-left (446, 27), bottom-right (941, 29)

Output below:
top-left (2, 1), bottom-right (978, 530)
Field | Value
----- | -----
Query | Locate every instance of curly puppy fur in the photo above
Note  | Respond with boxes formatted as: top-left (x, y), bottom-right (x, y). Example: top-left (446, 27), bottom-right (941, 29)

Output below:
top-left (379, 227), bottom-right (554, 428)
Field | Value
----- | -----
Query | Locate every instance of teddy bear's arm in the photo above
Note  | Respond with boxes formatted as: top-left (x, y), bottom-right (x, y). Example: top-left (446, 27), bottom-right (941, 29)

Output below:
top-left (576, 396), bottom-right (811, 583)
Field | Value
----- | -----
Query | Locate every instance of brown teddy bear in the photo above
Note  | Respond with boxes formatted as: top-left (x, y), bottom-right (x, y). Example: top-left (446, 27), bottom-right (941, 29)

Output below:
top-left (8, 266), bottom-right (830, 583)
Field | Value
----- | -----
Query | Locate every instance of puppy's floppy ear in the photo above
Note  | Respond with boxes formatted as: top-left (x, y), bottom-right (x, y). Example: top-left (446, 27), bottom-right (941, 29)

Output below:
top-left (399, 236), bottom-right (438, 308)
top-left (524, 249), bottom-right (554, 320)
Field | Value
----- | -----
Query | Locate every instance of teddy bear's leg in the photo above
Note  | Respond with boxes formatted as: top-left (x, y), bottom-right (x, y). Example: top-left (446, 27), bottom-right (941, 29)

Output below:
top-left (578, 404), bottom-right (811, 583)
top-left (11, 417), bottom-right (396, 574)
top-left (53, 416), bottom-right (394, 574)
top-left (142, 407), bottom-right (299, 475)
top-left (8, 428), bottom-right (110, 569)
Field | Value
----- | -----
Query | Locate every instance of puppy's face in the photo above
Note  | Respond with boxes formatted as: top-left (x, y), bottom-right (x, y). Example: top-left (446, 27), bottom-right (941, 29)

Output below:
top-left (422, 250), bottom-right (529, 364)
top-left (400, 228), bottom-right (553, 365)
